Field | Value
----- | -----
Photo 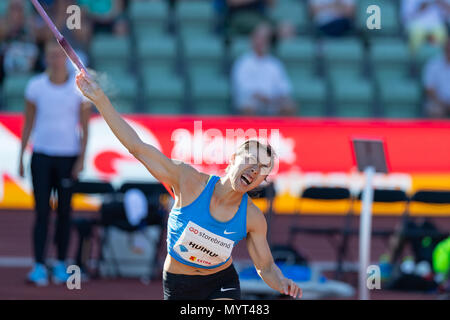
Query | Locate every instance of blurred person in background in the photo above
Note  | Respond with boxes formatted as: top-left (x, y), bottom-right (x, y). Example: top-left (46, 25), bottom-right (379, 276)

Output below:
top-left (231, 23), bottom-right (296, 116)
top-left (19, 41), bottom-right (91, 286)
top-left (377, 218), bottom-right (447, 294)
top-left (77, 0), bottom-right (128, 36)
top-left (381, 218), bottom-right (441, 272)
top-left (401, 0), bottom-right (448, 52)
top-left (433, 237), bottom-right (450, 292)
top-left (308, 0), bottom-right (355, 37)
top-left (0, 0), bottom-right (39, 83)
top-left (423, 38), bottom-right (450, 117)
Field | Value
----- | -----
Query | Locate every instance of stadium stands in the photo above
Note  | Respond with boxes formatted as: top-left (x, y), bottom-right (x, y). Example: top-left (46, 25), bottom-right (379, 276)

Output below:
top-left (3, 74), bottom-right (33, 112)
top-left (270, 0), bottom-right (309, 32)
top-left (144, 70), bottom-right (185, 114)
top-left (356, 0), bottom-right (401, 37)
top-left (0, 0), bottom-right (447, 118)
top-left (91, 34), bottom-right (131, 74)
top-left (136, 34), bottom-right (177, 73)
top-left (175, 0), bottom-right (214, 36)
top-left (277, 37), bottom-right (317, 77)
top-left (290, 74), bottom-right (327, 116)
top-left (129, 0), bottom-right (169, 36)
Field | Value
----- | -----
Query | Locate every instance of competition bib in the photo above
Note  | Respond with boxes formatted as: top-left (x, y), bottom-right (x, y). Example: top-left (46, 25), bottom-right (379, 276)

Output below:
top-left (173, 221), bottom-right (234, 267)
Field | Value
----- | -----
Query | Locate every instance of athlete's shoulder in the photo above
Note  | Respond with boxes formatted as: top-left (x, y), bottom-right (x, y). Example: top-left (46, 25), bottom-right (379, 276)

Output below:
top-left (177, 162), bottom-right (210, 189)
top-left (246, 198), bottom-right (267, 234)
top-left (180, 162), bottom-right (209, 180)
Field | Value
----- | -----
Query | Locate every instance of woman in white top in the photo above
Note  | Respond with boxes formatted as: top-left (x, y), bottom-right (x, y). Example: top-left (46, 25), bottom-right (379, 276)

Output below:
top-left (19, 41), bottom-right (91, 286)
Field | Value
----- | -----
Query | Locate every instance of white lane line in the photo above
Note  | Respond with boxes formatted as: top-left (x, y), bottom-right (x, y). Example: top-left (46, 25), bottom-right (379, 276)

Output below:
top-left (0, 256), bottom-right (33, 267)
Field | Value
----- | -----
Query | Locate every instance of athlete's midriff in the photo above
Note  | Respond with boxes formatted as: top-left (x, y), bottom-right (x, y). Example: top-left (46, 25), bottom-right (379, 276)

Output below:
top-left (163, 253), bottom-right (233, 275)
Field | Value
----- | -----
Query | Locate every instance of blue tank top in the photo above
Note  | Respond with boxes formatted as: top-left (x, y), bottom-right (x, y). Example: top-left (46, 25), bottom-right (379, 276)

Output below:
top-left (167, 175), bottom-right (248, 269)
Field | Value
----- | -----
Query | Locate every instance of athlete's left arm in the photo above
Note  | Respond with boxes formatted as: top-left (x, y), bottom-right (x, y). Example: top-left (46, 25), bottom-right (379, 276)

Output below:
top-left (246, 203), bottom-right (302, 299)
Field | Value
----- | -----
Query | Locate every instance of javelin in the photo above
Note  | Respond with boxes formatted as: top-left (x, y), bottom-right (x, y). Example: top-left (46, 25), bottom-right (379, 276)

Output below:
top-left (30, 0), bottom-right (89, 75)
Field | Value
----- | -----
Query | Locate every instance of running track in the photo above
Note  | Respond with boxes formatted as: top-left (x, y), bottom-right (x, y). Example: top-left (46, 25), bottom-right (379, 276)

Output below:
top-left (1, 210), bottom-right (449, 300)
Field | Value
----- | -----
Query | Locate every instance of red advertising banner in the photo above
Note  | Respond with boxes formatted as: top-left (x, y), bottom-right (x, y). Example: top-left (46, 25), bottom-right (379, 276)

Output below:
top-left (1, 113), bottom-right (450, 215)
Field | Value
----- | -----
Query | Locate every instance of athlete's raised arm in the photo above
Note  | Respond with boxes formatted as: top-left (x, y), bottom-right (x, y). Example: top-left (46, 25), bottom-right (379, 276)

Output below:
top-left (75, 71), bottom-right (183, 189)
top-left (246, 202), bottom-right (302, 299)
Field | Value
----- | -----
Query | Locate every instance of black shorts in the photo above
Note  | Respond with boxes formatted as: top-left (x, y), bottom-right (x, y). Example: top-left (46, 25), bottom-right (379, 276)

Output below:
top-left (163, 264), bottom-right (241, 300)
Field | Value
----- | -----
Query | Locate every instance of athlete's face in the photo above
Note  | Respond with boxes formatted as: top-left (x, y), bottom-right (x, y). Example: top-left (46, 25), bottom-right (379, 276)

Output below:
top-left (228, 143), bottom-right (274, 193)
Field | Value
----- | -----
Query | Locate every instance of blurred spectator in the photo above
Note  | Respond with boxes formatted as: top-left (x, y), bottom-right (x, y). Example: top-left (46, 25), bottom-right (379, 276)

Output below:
top-left (402, 0), bottom-right (448, 52)
top-left (432, 236), bottom-right (450, 289)
top-left (380, 218), bottom-right (448, 292)
top-left (423, 38), bottom-right (450, 117)
top-left (19, 40), bottom-right (91, 286)
top-left (231, 23), bottom-right (296, 116)
top-left (77, 0), bottom-right (128, 36)
top-left (384, 218), bottom-right (441, 268)
top-left (309, 0), bottom-right (355, 37)
top-left (0, 0), bottom-right (39, 82)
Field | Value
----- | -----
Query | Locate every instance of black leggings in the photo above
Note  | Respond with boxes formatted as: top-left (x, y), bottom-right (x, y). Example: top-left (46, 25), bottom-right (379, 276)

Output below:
top-left (30, 152), bottom-right (77, 264)
top-left (163, 264), bottom-right (241, 300)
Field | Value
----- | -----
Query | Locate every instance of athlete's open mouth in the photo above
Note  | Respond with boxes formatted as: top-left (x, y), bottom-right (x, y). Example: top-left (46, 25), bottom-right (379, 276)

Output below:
top-left (241, 174), bottom-right (253, 185)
